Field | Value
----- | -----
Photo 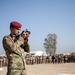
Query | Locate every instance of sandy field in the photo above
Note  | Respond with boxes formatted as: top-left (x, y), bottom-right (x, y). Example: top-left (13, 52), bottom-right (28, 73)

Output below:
top-left (0, 63), bottom-right (75, 75)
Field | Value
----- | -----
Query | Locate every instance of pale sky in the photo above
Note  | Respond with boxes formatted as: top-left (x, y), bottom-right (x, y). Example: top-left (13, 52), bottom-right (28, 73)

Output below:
top-left (0, 0), bottom-right (75, 54)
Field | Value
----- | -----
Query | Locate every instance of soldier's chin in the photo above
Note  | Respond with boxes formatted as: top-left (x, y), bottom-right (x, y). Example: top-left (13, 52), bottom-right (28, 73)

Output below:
top-left (16, 33), bottom-right (19, 36)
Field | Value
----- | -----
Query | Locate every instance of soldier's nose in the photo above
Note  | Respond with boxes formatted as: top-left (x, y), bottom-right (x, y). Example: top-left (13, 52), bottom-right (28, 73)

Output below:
top-left (18, 31), bottom-right (20, 33)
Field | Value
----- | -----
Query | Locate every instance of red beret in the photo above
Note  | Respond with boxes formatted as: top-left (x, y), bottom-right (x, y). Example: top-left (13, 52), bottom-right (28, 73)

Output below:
top-left (10, 21), bottom-right (22, 28)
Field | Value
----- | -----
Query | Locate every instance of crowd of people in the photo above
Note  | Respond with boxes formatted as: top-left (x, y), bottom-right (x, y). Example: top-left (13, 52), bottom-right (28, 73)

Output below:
top-left (25, 54), bottom-right (75, 65)
top-left (0, 56), bottom-right (7, 67)
top-left (0, 54), bottom-right (75, 67)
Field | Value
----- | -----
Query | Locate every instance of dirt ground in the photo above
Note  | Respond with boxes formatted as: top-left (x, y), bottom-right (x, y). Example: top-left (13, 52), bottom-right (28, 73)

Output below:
top-left (0, 63), bottom-right (75, 75)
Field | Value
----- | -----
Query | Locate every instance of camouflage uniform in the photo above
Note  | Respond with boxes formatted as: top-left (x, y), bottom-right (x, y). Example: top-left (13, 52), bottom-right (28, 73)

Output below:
top-left (2, 34), bottom-right (30, 75)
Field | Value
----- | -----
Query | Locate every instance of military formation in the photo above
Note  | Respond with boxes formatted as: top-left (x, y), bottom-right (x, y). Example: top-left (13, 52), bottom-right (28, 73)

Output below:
top-left (0, 54), bottom-right (75, 67)
top-left (25, 54), bottom-right (75, 65)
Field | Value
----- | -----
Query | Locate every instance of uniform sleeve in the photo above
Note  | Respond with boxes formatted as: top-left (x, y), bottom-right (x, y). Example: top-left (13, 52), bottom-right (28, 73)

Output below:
top-left (24, 41), bottom-right (30, 53)
top-left (2, 36), bottom-right (24, 55)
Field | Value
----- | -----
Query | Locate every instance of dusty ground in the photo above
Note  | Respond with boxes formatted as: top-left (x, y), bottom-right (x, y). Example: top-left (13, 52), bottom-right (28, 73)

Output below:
top-left (0, 63), bottom-right (75, 75)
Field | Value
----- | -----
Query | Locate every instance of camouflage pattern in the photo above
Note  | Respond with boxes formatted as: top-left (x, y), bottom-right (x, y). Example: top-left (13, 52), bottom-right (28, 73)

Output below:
top-left (7, 69), bottom-right (27, 75)
top-left (2, 34), bottom-right (30, 75)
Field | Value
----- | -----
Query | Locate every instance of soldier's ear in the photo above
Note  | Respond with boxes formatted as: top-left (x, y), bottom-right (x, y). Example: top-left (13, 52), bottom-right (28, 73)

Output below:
top-left (10, 27), bottom-right (13, 30)
top-left (10, 27), bottom-right (12, 31)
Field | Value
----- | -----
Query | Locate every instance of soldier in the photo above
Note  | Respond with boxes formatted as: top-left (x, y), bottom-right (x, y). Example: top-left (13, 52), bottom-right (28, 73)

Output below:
top-left (2, 21), bottom-right (30, 75)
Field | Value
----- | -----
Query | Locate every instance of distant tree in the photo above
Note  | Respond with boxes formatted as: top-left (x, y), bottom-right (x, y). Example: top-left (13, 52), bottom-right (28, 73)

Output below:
top-left (43, 33), bottom-right (57, 56)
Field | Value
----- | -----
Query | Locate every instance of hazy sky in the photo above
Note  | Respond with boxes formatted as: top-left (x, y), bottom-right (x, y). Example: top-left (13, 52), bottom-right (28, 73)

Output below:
top-left (0, 0), bottom-right (75, 54)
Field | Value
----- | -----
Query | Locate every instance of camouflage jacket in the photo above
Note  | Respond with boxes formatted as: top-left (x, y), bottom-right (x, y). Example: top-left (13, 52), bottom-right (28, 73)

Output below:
top-left (2, 34), bottom-right (30, 70)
